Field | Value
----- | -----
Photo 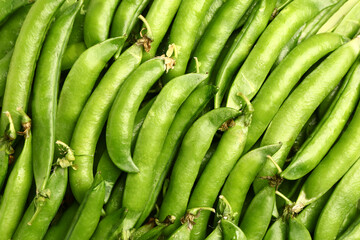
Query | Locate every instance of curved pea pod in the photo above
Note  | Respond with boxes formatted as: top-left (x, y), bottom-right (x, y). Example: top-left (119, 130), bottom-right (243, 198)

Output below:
top-left (104, 174), bottom-right (126, 215)
top-left (56, 37), bottom-right (125, 148)
top-left (218, 144), bottom-right (281, 225)
top-left (0, 111), bottom-right (32, 240)
top-left (205, 226), bottom-right (222, 240)
top-left (61, 42), bottom-right (87, 71)
top-left (282, 58), bottom-right (360, 180)
top-left (158, 108), bottom-right (241, 233)
top-left (244, 33), bottom-right (347, 152)
top-left (313, 158), bottom-right (360, 240)
top-left (338, 215), bottom-right (360, 240)
top-left (65, 173), bottom-right (105, 240)
top-left (239, 186), bottom-right (275, 240)
top-left (12, 167), bottom-right (68, 239)
top-left (0, 0), bottom-right (33, 25)
top-left (221, 219), bottom-right (247, 240)
top-left (0, 0), bottom-right (66, 135)
top-left (133, 218), bottom-right (176, 240)
top-left (254, 36), bottom-right (360, 193)
top-left (91, 208), bottom-right (128, 240)
top-left (69, 44), bottom-right (141, 202)
top-left (0, 50), bottom-right (13, 101)
top-left (288, 218), bottom-right (312, 240)
top-left (338, 204), bottom-right (360, 236)
top-left (106, 57), bottom-right (164, 174)
top-left (214, 0), bottom-right (276, 108)
top-left (263, 218), bottom-right (287, 240)
top-left (334, 1), bottom-right (360, 38)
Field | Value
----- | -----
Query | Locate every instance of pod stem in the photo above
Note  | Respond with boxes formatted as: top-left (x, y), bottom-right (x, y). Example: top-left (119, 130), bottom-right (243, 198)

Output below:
top-left (193, 57), bottom-right (200, 73)
top-left (182, 207), bottom-right (215, 230)
top-left (16, 107), bottom-right (31, 139)
top-left (276, 190), bottom-right (293, 206)
top-left (267, 155), bottom-right (282, 174)
top-left (55, 140), bottom-right (76, 170)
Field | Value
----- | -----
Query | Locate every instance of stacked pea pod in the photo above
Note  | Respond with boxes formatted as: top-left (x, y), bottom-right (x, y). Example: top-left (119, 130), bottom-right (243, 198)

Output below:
top-left (1, 0), bottom-right (360, 239)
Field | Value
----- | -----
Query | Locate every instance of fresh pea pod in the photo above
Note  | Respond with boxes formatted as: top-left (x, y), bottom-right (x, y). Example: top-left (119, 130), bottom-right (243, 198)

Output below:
top-left (0, 50), bottom-right (13, 99)
top-left (0, 110), bottom-right (32, 240)
top-left (214, 0), bottom-right (275, 108)
top-left (205, 226), bottom-right (222, 240)
top-left (65, 173), bottom-right (105, 240)
top-left (158, 108), bottom-right (241, 233)
top-left (106, 57), bottom-right (164, 173)
top-left (288, 218), bottom-right (312, 240)
top-left (338, 215), bottom-right (360, 240)
top-left (69, 44), bottom-right (141, 202)
top-left (334, 1), bottom-right (360, 38)
top-left (263, 218), bottom-right (287, 240)
top-left (221, 219), bottom-right (247, 240)
top-left (0, 0), bottom-right (33, 25)
top-left (338, 204), bottom-right (360, 236)
top-left (84, 0), bottom-right (120, 47)
top-left (91, 208), bottom-right (128, 240)
top-left (104, 174), bottom-right (126, 215)
top-left (254, 36), bottom-right (360, 193)
top-left (317, 81), bottom-right (342, 119)
top-left (226, 0), bottom-right (338, 110)
top-left (235, 0), bottom-right (258, 29)
top-left (0, 0), bottom-right (65, 134)
top-left (56, 37), bottom-right (125, 149)
top-left (61, 42), bottom-right (87, 71)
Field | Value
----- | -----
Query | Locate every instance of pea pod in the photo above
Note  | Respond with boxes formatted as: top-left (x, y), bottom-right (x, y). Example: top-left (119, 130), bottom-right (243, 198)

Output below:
top-left (0, 110), bottom-right (32, 240)
top-left (288, 218), bottom-right (312, 240)
top-left (338, 204), bottom-right (360, 236)
top-left (221, 219), bottom-right (247, 240)
top-left (104, 174), bottom-right (126, 215)
top-left (226, 0), bottom-right (338, 110)
top-left (91, 208), bottom-right (128, 240)
top-left (106, 58), bottom-right (164, 173)
top-left (60, 42), bottom-right (87, 71)
top-left (69, 44), bottom-right (141, 202)
top-left (0, 0), bottom-right (33, 25)
top-left (334, 1), bottom-right (360, 38)
top-left (263, 218), bottom-right (287, 240)
top-left (0, 50), bottom-right (13, 100)
top-left (254, 36), bottom-right (360, 193)
top-left (338, 215), bottom-right (360, 240)
top-left (205, 226), bottom-right (222, 240)
top-left (317, 81), bottom-right (342, 119)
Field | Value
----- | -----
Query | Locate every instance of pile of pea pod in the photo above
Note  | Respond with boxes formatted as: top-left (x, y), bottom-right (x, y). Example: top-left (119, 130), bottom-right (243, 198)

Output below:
top-left (1, 0), bottom-right (360, 239)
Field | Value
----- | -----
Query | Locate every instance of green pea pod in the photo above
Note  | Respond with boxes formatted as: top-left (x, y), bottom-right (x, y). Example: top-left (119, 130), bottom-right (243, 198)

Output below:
top-left (162, 0), bottom-right (214, 83)
top-left (84, 0), bottom-right (120, 47)
top-left (205, 226), bottom-right (222, 240)
top-left (104, 174), bottom-right (126, 215)
top-left (31, 1), bottom-right (80, 193)
top-left (219, 144), bottom-right (281, 225)
top-left (226, 0), bottom-right (338, 110)
top-left (214, 0), bottom-right (276, 108)
top-left (245, 33), bottom-right (346, 152)
top-left (106, 58), bottom-right (164, 173)
top-left (0, 5), bottom-right (31, 59)
top-left (313, 158), bottom-right (360, 240)
top-left (254, 36), bottom-right (360, 193)
top-left (65, 0), bottom-right (91, 45)
top-left (187, 0), bottom-right (255, 76)
top-left (61, 42), bottom-right (87, 71)
top-left (91, 208), bottom-right (128, 240)
top-left (168, 223), bottom-right (191, 240)
top-left (334, 1), bottom-right (360, 38)
top-left (282, 58), bottom-right (360, 180)
top-left (221, 219), bottom-right (247, 240)
top-left (317, 81), bottom-right (342, 119)
top-left (96, 150), bottom-right (122, 204)
top-left (338, 215), bottom-right (360, 240)
top-left (0, 0), bottom-right (33, 25)
top-left (69, 44), bottom-right (141, 202)
top-left (44, 203), bottom-right (79, 240)
top-left (0, 111), bottom-right (32, 240)
top-left (296, 189), bottom-right (333, 233)
top-left (65, 173), bottom-right (105, 240)
top-left (137, 84), bottom-right (217, 227)
top-left (338, 204), bottom-right (360, 236)
top-left (263, 218), bottom-right (287, 240)
top-left (141, 0), bottom-right (183, 61)
top-left (158, 108), bottom-right (241, 233)
top-left (239, 186), bottom-right (275, 240)
top-left (235, 0), bottom-right (258, 29)
top-left (0, 50), bottom-right (13, 99)
top-left (12, 167), bottom-right (68, 239)
top-left (130, 221), bottom-right (156, 240)
top-left (288, 218), bottom-right (312, 240)
top-left (134, 223), bottom-right (172, 240)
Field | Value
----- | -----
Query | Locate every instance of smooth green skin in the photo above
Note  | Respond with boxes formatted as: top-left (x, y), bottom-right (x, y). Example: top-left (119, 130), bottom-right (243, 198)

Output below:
top-left (338, 204), bottom-right (360, 236)
top-left (141, 0), bottom-right (182, 61)
top-left (61, 42), bottom-right (87, 71)
top-left (12, 167), bottom-right (68, 239)
top-left (187, 0), bottom-right (254, 76)
top-left (188, 115), bottom-right (249, 240)
top-left (122, 74), bottom-right (208, 230)
top-left (263, 218), bottom-right (287, 240)
top-left (162, 0), bottom-right (215, 83)
top-left (239, 186), bottom-right (275, 240)
top-left (317, 81), bottom-right (341, 119)
top-left (56, 37), bottom-right (124, 148)
top-left (168, 223), bottom-right (191, 240)
top-left (314, 158), bottom-right (360, 240)
top-left (245, 33), bottom-right (346, 153)
top-left (158, 108), bottom-right (241, 232)
top-left (296, 189), bottom-right (333, 233)
top-left (44, 203), bottom-right (79, 240)
top-left (338, 215), bottom-right (360, 240)
top-left (221, 219), bottom-right (247, 240)
top-left (288, 218), bottom-right (312, 240)
top-left (65, 174), bottom-right (105, 240)
top-left (235, 0), bottom-right (257, 29)
top-left (219, 144), bottom-right (281, 225)
top-left (0, 0), bottom-right (33, 25)
top-left (104, 174), bottom-right (126, 215)
top-left (91, 208), bottom-right (127, 240)
top-left (106, 58), bottom-right (164, 174)
top-left (0, 49), bottom-right (13, 98)
top-left (334, 1), bottom-right (360, 38)
top-left (96, 150), bottom-right (121, 204)
top-left (134, 225), bottom-right (168, 240)
top-left (84, 0), bottom-right (120, 47)
top-left (69, 44), bottom-right (141, 202)
top-left (214, 0), bottom-right (275, 108)
top-left (0, 0), bottom-right (65, 135)
top-left (137, 85), bottom-right (217, 227)
top-left (226, 0), bottom-right (338, 110)
top-left (31, 2), bottom-right (80, 193)
top-left (0, 131), bottom-right (32, 240)
top-left (205, 226), bottom-right (222, 240)
top-left (282, 59), bottom-right (360, 180)
top-left (131, 222), bottom-right (156, 240)
top-left (254, 37), bottom-right (360, 193)
top-left (66, 0), bottom-right (90, 45)
top-left (0, 5), bottom-right (30, 59)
